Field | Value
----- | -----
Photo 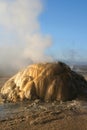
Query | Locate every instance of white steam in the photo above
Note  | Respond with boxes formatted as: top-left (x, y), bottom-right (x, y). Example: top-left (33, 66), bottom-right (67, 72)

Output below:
top-left (0, 0), bottom-right (52, 75)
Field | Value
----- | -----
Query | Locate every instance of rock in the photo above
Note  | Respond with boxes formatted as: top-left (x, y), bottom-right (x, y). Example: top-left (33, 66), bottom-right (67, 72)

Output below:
top-left (0, 96), bottom-right (5, 104)
top-left (38, 105), bottom-right (48, 111)
top-left (34, 99), bottom-right (40, 104)
top-left (1, 61), bottom-right (87, 102)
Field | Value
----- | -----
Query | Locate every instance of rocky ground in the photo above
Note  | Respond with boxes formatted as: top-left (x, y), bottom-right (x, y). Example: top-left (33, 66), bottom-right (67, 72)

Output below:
top-left (0, 75), bottom-right (87, 130)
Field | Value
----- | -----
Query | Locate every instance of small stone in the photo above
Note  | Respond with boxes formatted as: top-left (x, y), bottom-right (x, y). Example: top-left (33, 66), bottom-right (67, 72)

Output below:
top-left (34, 99), bottom-right (40, 104)
top-left (39, 105), bottom-right (47, 110)
top-left (30, 120), bottom-right (37, 125)
top-left (26, 116), bottom-right (29, 120)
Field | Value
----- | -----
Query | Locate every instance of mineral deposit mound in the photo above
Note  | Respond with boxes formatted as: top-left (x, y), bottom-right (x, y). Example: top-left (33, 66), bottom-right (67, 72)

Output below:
top-left (1, 62), bottom-right (87, 102)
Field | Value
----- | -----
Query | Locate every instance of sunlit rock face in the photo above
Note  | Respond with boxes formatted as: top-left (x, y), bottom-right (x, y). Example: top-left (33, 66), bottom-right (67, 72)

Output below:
top-left (1, 62), bottom-right (87, 102)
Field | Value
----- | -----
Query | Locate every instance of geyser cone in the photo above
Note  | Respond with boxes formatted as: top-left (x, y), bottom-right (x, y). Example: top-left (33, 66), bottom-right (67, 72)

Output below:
top-left (1, 62), bottom-right (87, 102)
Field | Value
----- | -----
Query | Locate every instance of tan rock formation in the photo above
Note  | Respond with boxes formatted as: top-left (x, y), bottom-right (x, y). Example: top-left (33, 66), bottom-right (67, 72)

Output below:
top-left (1, 62), bottom-right (87, 102)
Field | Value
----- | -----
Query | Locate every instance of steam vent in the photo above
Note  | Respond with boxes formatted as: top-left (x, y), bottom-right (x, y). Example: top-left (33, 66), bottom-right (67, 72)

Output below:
top-left (1, 62), bottom-right (87, 102)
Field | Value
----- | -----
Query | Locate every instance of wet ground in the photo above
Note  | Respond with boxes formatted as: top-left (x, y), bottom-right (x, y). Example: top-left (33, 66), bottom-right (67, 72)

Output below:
top-left (0, 99), bottom-right (87, 130)
top-left (0, 100), bottom-right (83, 121)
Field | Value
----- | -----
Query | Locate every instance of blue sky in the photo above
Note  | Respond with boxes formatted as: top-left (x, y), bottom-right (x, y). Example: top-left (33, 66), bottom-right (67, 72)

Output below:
top-left (40, 0), bottom-right (87, 63)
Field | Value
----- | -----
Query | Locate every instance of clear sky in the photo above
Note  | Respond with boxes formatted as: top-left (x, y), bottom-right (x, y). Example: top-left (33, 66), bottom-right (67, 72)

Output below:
top-left (40, 0), bottom-right (87, 63)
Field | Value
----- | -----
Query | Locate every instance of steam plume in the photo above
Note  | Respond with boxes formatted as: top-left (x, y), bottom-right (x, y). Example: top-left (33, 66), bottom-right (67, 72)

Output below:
top-left (0, 0), bottom-right (52, 75)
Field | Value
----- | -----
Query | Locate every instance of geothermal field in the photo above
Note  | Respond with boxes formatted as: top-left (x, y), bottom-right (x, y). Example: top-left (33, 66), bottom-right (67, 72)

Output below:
top-left (0, 0), bottom-right (86, 129)
top-left (0, 62), bottom-right (87, 130)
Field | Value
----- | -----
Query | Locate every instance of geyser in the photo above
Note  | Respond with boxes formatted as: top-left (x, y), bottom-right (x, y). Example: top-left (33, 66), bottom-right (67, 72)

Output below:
top-left (1, 62), bottom-right (87, 102)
